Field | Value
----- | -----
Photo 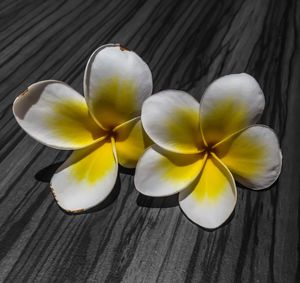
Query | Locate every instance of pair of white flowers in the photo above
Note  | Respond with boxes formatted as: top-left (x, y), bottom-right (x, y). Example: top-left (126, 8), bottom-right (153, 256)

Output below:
top-left (13, 44), bottom-right (282, 228)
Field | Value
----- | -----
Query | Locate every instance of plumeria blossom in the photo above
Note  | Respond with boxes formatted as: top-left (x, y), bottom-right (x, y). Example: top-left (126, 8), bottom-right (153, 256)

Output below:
top-left (13, 44), bottom-right (152, 213)
top-left (135, 73), bottom-right (282, 229)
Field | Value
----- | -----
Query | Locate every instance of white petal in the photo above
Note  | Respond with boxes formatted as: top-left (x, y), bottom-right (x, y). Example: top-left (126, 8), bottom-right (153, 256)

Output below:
top-left (134, 146), bottom-right (205, 197)
top-left (84, 44), bottom-right (153, 129)
top-left (141, 90), bottom-right (204, 154)
top-left (179, 156), bottom-right (237, 229)
top-left (50, 139), bottom-right (118, 212)
top-left (215, 125), bottom-right (282, 189)
top-left (200, 73), bottom-right (265, 145)
top-left (13, 81), bottom-right (105, 150)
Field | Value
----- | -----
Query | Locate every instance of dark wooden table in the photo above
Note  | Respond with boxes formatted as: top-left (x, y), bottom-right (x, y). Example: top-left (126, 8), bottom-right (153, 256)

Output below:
top-left (0, 0), bottom-right (299, 282)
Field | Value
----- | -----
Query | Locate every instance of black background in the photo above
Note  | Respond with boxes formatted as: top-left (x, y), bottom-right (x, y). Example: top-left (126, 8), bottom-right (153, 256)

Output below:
top-left (0, 0), bottom-right (299, 282)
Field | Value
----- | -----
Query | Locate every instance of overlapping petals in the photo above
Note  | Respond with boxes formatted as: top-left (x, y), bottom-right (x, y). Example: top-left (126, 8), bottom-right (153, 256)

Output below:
top-left (114, 117), bottom-right (151, 168)
top-left (13, 44), bottom-right (152, 212)
top-left (135, 73), bottom-right (282, 229)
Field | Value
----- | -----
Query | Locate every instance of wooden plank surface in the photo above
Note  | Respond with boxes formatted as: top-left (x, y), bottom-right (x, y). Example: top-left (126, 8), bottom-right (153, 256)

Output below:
top-left (0, 0), bottom-right (299, 282)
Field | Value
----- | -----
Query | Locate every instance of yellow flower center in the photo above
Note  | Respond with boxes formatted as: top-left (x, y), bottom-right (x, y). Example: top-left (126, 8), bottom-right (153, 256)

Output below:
top-left (204, 144), bottom-right (214, 154)
top-left (107, 129), bottom-right (115, 138)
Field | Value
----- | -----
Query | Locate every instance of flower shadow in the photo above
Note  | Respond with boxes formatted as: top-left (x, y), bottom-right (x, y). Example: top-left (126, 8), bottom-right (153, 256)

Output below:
top-left (35, 163), bottom-right (121, 214)
top-left (35, 162), bottom-right (63, 183)
top-left (136, 193), bottom-right (178, 208)
top-left (118, 165), bottom-right (135, 176)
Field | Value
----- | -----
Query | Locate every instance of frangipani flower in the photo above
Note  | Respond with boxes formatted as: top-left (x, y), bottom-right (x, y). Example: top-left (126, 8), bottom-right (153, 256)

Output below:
top-left (13, 44), bottom-right (152, 213)
top-left (135, 73), bottom-right (282, 229)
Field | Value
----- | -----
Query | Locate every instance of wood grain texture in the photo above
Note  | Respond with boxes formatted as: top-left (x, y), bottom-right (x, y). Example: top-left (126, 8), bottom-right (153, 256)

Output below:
top-left (0, 0), bottom-right (299, 282)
